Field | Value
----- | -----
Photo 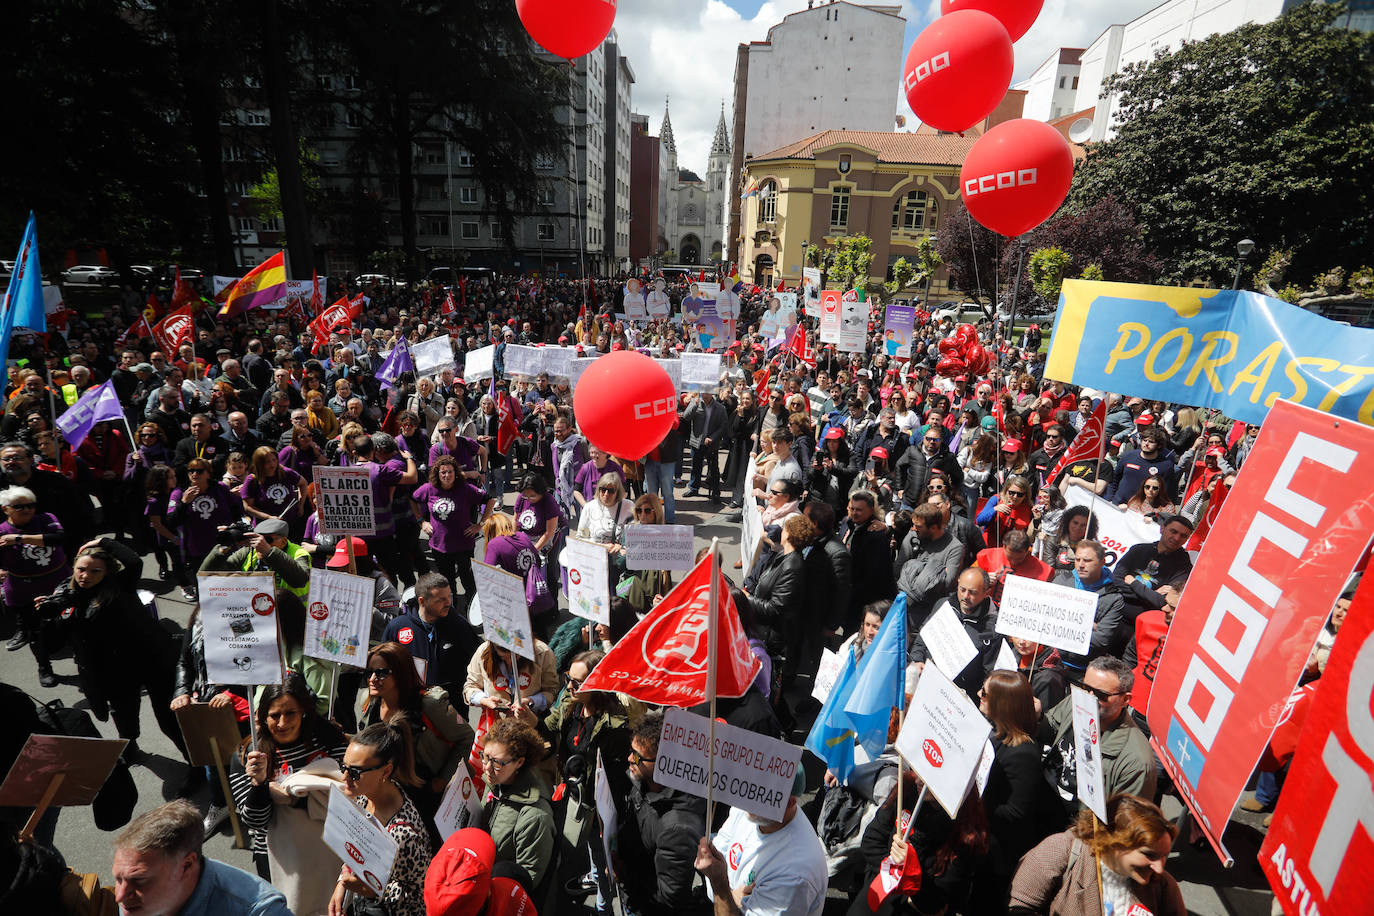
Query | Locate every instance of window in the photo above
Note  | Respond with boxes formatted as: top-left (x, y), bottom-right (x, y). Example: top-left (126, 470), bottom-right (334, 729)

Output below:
top-left (342, 74), bottom-right (359, 91)
top-left (490, 221), bottom-right (502, 239)
top-left (423, 146), bottom-right (444, 165)
top-left (242, 254), bottom-right (257, 267)
top-left (535, 154), bottom-right (554, 170)
top-left (460, 187), bottom-right (479, 204)
top-left (1072, 76), bottom-right (1080, 90)
top-left (538, 223), bottom-right (555, 241)
top-left (460, 221), bottom-right (479, 239)
top-left (246, 111), bottom-right (269, 126)
top-left (260, 217), bottom-right (281, 232)
top-left (458, 151), bottom-right (474, 168)
top-left (758, 180), bottom-right (777, 224)
top-left (420, 216), bottom-right (449, 236)
top-left (316, 75), bottom-right (331, 91)
top-left (423, 183), bottom-right (445, 201)
top-left (344, 110), bottom-right (361, 129)
top-left (829, 186), bottom-right (850, 229)
top-left (892, 190), bottom-right (928, 231)
top-left (1059, 76), bottom-right (1067, 89)
top-left (538, 187), bottom-right (555, 206)
top-left (237, 217), bottom-right (254, 231)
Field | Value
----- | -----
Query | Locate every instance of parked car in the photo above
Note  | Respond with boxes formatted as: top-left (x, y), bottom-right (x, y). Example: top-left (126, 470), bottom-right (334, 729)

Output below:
top-left (62, 265), bottom-right (120, 285)
top-left (354, 273), bottom-right (396, 288)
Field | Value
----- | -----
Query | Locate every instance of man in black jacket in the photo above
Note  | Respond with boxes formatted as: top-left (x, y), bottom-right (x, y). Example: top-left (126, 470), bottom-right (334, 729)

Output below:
top-left (896, 426), bottom-right (964, 509)
top-left (381, 572), bottom-right (480, 706)
top-left (682, 392), bottom-right (726, 502)
top-left (908, 567), bottom-right (1001, 701)
top-left (620, 712), bottom-right (711, 916)
top-left (851, 407), bottom-right (906, 473)
top-left (840, 491), bottom-right (896, 639)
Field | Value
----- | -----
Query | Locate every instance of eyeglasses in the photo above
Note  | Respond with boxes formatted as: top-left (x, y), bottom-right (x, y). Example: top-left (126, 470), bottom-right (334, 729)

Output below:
top-left (567, 675), bottom-right (585, 690)
top-left (366, 667), bottom-right (392, 680)
top-left (189, 469), bottom-right (210, 476)
top-left (342, 761), bottom-right (387, 782)
top-left (1080, 684), bottom-right (1126, 703)
top-left (1006, 490), bottom-right (1028, 498)
top-left (139, 432), bottom-right (158, 438)
top-left (634, 507), bottom-right (655, 515)
top-left (7, 503), bottom-right (36, 510)
top-left (1045, 434), bottom-right (1061, 441)
top-left (629, 751), bottom-right (656, 766)
top-left (769, 489), bottom-right (787, 496)
top-left (598, 486), bottom-right (617, 494)
top-left (481, 753), bottom-right (517, 769)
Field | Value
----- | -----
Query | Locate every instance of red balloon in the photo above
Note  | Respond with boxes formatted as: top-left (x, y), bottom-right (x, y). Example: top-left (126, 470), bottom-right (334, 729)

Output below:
top-left (903, 11), bottom-right (1013, 133)
top-left (935, 355), bottom-right (967, 378)
top-left (954, 323), bottom-right (978, 347)
top-left (960, 118), bottom-right (1075, 237)
top-left (572, 351), bottom-right (677, 460)
top-left (516, 0), bottom-right (617, 60)
top-left (937, 337), bottom-right (961, 356)
top-left (966, 343), bottom-right (991, 375)
top-left (941, 0), bottom-right (1045, 42)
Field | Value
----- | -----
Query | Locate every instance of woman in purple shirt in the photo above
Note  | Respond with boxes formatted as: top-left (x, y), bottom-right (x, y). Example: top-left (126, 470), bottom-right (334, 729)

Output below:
top-left (572, 446), bottom-right (624, 511)
top-left (0, 487), bottom-right (70, 686)
top-left (241, 446), bottom-right (306, 532)
top-left (277, 425), bottom-right (324, 484)
top-left (167, 458), bottom-right (245, 600)
top-left (511, 472), bottom-right (560, 552)
top-left (412, 456), bottom-right (494, 601)
top-left (480, 511), bottom-right (539, 579)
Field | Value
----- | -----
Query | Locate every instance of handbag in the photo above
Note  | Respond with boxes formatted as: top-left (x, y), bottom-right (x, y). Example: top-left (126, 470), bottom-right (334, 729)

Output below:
top-left (525, 554), bottom-right (554, 614)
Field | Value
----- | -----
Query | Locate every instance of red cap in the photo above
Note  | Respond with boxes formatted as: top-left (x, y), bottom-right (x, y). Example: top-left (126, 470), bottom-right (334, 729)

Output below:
top-left (326, 537), bottom-right (369, 569)
top-left (612, 342), bottom-right (624, 351)
top-left (870, 446), bottom-right (889, 459)
top-left (1002, 438), bottom-right (1023, 452)
top-left (824, 427), bottom-right (845, 440)
top-left (423, 828), bottom-right (494, 916)
top-left (1136, 412), bottom-right (1155, 425)
top-left (1206, 445), bottom-right (1226, 457)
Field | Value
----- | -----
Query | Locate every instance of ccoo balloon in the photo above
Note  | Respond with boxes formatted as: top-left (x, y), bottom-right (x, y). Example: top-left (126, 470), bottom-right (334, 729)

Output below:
top-left (960, 118), bottom-right (1075, 237)
top-left (516, 0), bottom-right (618, 60)
top-left (941, 0), bottom-right (1045, 42)
top-left (571, 350), bottom-right (677, 460)
top-left (902, 11), bottom-right (1013, 133)
top-left (935, 355), bottom-right (967, 378)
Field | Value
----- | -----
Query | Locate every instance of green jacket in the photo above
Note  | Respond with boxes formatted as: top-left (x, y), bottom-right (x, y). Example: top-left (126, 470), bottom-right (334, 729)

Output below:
top-left (483, 767), bottom-right (555, 889)
top-left (199, 541), bottom-right (311, 599)
top-left (1042, 696), bottom-right (1157, 804)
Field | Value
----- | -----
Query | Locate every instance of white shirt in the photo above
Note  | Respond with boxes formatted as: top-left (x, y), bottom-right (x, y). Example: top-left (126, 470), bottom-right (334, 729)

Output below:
top-left (710, 806), bottom-right (827, 916)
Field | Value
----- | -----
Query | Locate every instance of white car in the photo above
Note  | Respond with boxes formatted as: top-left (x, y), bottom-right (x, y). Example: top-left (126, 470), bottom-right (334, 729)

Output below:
top-left (62, 264), bottom-right (120, 284)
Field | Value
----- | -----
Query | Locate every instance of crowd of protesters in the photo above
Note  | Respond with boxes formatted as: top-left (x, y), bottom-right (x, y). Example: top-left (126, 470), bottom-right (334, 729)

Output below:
top-left (0, 268), bottom-right (1348, 916)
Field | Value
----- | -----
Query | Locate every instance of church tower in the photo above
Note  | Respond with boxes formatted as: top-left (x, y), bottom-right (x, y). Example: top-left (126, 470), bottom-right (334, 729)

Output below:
top-left (659, 97), bottom-right (679, 260)
top-left (706, 102), bottom-right (731, 262)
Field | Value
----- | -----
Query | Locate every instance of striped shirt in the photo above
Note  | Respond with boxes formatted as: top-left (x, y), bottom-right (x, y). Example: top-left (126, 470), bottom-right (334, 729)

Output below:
top-left (228, 729), bottom-right (348, 857)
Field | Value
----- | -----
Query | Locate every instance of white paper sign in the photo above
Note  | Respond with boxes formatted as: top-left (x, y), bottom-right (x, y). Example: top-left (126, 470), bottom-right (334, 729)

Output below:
top-left (624, 524), bottom-right (696, 571)
top-left (895, 662), bottom-right (992, 817)
top-left (413, 335), bottom-right (457, 377)
top-left (200, 574), bottom-right (282, 686)
top-left (433, 761), bottom-right (484, 840)
top-left (314, 466), bottom-right (376, 536)
top-left (995, 637), bottom-right (1017, 673)
top-left (594, 750), bottom-right (618, 883)
top-left (568, 357), bottom-right (600, 387)
top-left (653, 358), bottom-right (683, 392)
top-left (472, 561), bottom-right (534, 661)
top-left (462, 345), bottom-right (494, 382)
top-left (802, 267), bottom-right (822, 318)
top-left (1063, 486), bottom-right (1161, 565)
top-left (741, 457), bottom-right (763, 571)
top-left (919, 602), bottom-right (978, 680)
top-left (995, 575), bottom-right (1098, 657)
top-left (543, 346), bottom-right (574, 382)
top-left (679, 352), bottom-right (722, 390)
top-left (1070, 685), bottom-right (1108, 822)
top-left (563, 537), bottom-right (610, 625)
top-left (974, 738), bottom-right (996, 795)
top-left (811, 648), bottom-right (846, 703)
top-left (322, 784), bottom-right (399, 895)
top-left (657, 707), bottom-right (801, 821)
top-left (303, 568), bottom-right (374, 665)
top-left (502, 344), bottom-right (543, 379)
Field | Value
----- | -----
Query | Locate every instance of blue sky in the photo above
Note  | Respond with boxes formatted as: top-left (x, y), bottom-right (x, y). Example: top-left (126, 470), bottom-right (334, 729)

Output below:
top-left (612, 0), bottom-right (1165, 170)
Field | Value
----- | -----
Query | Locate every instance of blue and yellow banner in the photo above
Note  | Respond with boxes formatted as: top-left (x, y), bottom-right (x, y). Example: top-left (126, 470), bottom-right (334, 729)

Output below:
top-left (1046, 280), bottom-right (1374, 427)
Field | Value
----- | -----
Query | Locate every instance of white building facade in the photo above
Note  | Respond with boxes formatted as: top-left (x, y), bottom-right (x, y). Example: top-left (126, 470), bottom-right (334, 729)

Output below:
top-left (657, 100), bottom-right (731, 265)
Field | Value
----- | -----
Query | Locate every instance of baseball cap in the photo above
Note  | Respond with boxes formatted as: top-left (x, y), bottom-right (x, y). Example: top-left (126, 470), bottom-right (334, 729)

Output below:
top-left (255, 518), bottom-right (289, 538)
top-left (424, 828), bottom-right (494, 916)
top-left (1206, 445), bottom-right (1226, 457)
top-left (980, 415), bottom-right (998, 430)
top-left (1135, 412), bottom-right (1155, 425)
top-left (954, 375), bottom-right (967, 383)
top-left (824, 427), bottom-right (845, 441)
top-left (1002, 438), bottom-right (1023, 452)
top-left (870, 446), bottom-right (889, 460)
top-left (326, 537), bottom-right (369, 569)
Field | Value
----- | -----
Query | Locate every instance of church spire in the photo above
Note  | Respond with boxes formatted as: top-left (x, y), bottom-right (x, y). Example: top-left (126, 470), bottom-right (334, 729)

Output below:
top-left (710, 101), bottom-right (731, 156)
top-left (660, 96), bottom-right (676, 155)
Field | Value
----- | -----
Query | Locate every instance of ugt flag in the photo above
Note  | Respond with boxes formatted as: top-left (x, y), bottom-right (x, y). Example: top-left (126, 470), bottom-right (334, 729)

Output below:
top-left (55, 380), bottom-right (125, 450)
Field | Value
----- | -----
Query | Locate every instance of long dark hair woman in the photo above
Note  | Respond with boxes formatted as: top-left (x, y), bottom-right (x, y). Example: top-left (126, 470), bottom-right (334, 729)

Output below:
top-left (358, 642), bottom-right (475, 831)
top-left (411, 456), bottom-right (495, 604)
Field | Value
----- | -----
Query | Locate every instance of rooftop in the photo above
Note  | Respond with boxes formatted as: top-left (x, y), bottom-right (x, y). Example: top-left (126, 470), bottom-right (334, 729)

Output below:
top-left (750, 130), bottom-right (979, 165)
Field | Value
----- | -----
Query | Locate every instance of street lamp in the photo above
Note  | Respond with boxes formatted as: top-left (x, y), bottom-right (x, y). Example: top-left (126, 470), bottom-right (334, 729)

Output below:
top-left (1232, 238), bottom-right (1255, 290)
top-left (923, 234), bottom-right (938, 310)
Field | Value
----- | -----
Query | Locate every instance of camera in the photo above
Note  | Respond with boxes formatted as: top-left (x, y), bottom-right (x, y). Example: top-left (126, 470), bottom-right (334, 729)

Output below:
top-left (218, 520), bottom-right (254, 546)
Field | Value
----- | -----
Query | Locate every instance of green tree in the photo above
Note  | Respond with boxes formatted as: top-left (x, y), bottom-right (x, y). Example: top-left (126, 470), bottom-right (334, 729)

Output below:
top-left (1069, 4), bottom-right (1374, 285)
top-left (249, 143), bottom-right (323, 228)
top-left (1028, 246), bottom-right (1072, 303)
top-left (811, 235), bottom-right (874, 291)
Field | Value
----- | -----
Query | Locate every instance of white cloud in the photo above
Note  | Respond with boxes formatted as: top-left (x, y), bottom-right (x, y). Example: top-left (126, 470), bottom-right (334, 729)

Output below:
top-left (614, 0), bottom-right (1163, 167)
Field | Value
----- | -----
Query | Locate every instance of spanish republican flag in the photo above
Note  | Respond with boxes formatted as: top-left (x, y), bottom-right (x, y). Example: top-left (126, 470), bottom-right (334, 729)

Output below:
top-left (219, 251), bottom-right (287, 318)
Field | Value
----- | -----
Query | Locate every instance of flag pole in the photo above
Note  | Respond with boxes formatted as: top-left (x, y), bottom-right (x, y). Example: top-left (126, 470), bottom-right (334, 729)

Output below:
top-left (705, 537), bottom-right (721, 829)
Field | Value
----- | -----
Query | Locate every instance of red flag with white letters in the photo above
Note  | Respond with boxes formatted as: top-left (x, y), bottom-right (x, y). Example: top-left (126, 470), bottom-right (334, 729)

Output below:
top-left (1048, 399), bottom-right (1106, 484)
top-left (151, 306), bottom-right (195, 356)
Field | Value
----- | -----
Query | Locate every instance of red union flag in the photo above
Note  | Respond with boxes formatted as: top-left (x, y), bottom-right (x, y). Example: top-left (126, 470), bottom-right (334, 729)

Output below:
top-left (1147, 399), bottom-right (1374, 862)
top-left (579, 553), bottom-right (761, 706)
top-left (1259, 572), bottom-right (1374, 914)
top-left (152, 306), bottom-right (195, 355)
top-left (1047, 398), bottom-right (1106, 484)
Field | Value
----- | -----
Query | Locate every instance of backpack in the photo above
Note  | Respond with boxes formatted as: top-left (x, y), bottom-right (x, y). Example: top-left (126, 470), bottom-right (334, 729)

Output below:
top-left (33, 698), bottom-right (138, 831)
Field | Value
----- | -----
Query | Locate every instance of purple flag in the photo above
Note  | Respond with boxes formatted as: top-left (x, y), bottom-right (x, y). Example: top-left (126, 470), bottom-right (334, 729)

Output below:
top-left (55, 379), bottom-right (125, 450)
top-left (375, 338), bottom-right (415, 391)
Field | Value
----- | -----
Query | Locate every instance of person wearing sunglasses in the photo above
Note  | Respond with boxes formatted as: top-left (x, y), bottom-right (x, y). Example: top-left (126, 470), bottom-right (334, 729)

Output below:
top-left (165, 457), bottom-right (244, 602)
top-left (976, 474), bottom-right (1035, 548)
top-left (1036, 656), bottom-right (1158, 827)
top-left (0, 485), bottom-right (69, 683)
top-left (331, 721), bottom-right (432, 916)
top-left (481, 718), bottom-right (556, 896)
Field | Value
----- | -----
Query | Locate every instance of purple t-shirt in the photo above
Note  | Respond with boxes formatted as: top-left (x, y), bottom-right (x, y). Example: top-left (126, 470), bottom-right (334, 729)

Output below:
top-left (428, 437), bottom-right (482, 472)
top-left (574, 459), bottom-right (625, 501)
top-left (240, 468), bottom-right (303, 522)
top-left (364, 460), bottom-right (404, 536)
top-left (0, 512), bottom-right (68, 579)
top-left (169, 482), bottom-right (245, 556)
top-left (512, 492), bottom-right (559, 540)
top-left (277, 445), bottom-right (317, 484)
top-left (413, 480), bottom-right (489, 553)
top-left (483, 531), bottom-right (538, 577)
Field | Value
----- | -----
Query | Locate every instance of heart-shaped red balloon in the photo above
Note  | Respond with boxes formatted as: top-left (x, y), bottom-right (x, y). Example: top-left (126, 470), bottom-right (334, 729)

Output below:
top-left (935, 355), bottom-right (967, 378)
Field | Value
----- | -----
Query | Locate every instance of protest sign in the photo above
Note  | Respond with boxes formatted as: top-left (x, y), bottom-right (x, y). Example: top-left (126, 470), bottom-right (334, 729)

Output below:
top-left (472, 561), bottom-right (534, 662)
top-left (412, 335), bottom-right (457, 377)
top-left (654, 358), bottom-right (684, 392)
top-left (461, 345), bottom-right (494, 382)
top-left (200, 574), bottom-right (282, 685)
top-left (995, 637), bottom-right (1017, 673)
top-left (1070, 685), bottom-right (1107, 822)
top-left (974, 739), bottom-right (996, 796)
top-left (759, 292), bottom-right (798, 340)
top-left (896, 662), bottom-right (992, 817)
top-left (680, 352), bottom-right (723, 389)
top-left (568, 357), bottom-right (600, 387)
top-left (839, 290), bottom-right (868, 353)
top-left (563, 537), bottom-right (610, 626)
top-left (1046, 279), bottom-right (1374, 426)
top-left (543, 345), bottom-right (574, 382)
top-left (0, 735), bottom-right (128, 841)
top-left (811, 648), bottom-right (846, 703)
top-left (1259, 572), bottom-right (1374, 915)
top-left (432, 761), bottom-right (484, 841)
top-left (996, 575), bottom-right (1097, 656)
top-left (175, 703), bottom-right (248, 847)
top-left (625, 524), bottom-right (695, 571)
top-left (741, 490), bottom-right (764, 573)
top-left (1147, 399), bottom-right (1374, 862)
top-left (656, 707), bottom-right (801, 822)
top-left (303, 568), bottom-right (374, 665)
top-left (883, 305), bottom-right (916, 358)
top-left (322, 785), bottom-right (399, 895)
top-left (594, 751), bottom-right (618, 884)
top-left (502, 344), bottom-right (543, 379)
top-left (646, 279), bottom-right (672, 320)
top-left (819, 290), bottom-right (842, 343)
top-left (314, 466), bottom-right (376, 536)
top-left (918, 603), bottom-right (978, 679)
top-left (1062, 486), bottom-right (1159, 565)
top-left (802, 267), bottom-right (822, 318)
